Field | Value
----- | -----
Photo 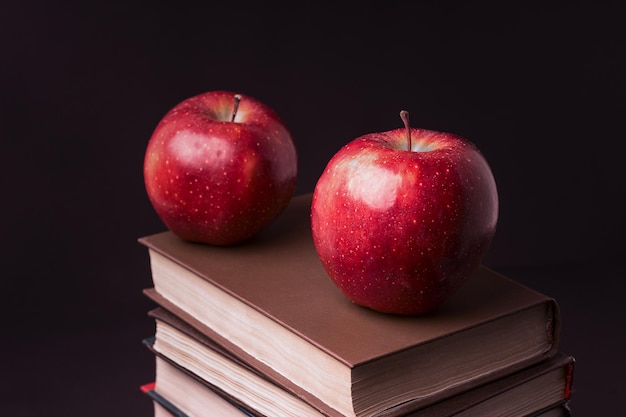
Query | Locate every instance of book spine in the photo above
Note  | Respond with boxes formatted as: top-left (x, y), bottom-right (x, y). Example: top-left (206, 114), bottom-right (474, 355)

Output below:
top-left (563, 359), bottom-right (575, 400)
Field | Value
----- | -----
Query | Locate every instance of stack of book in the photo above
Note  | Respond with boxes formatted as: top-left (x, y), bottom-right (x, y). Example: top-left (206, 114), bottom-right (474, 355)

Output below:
top-left (138, 193), bottom-right (575, 417)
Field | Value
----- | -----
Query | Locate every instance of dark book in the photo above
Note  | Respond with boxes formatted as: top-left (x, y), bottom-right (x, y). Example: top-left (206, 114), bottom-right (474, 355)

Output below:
top-left (139, 193), bottom-right (561, 417)
top-left (142, 310), bottom-right (574, 417)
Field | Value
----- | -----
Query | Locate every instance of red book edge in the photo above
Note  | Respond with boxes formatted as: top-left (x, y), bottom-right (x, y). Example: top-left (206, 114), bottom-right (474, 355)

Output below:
top-left (140, 382), bottom-right (156, 394)
top-left (564, 359), bottom-right (576, 400)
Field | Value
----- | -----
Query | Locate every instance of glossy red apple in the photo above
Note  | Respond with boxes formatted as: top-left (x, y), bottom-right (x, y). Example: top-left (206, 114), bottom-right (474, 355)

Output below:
top-left (144, 91), bottom-right (297, 245)
top-left (311, 111), bottom-right (498, 315)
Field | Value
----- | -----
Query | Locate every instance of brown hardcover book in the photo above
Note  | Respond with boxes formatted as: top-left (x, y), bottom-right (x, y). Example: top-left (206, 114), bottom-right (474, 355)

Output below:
top-left (145, 307), bottom-right (574, 417)
top-left (139, 193), bottom-right (560, 417)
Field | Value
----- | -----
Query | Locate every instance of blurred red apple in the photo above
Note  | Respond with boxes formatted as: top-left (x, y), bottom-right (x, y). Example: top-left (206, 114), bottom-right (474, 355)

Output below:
top-left (311, 111), bottom-right (498, 314)
top-left (144, 91), bottom-right (297, 245)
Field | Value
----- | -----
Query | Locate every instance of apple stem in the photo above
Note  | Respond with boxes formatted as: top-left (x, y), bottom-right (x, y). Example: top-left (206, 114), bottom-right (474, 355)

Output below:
top-left (231, 94), bottom-right (242, 122)
top-left (400, 110), bottom-right (412, 151)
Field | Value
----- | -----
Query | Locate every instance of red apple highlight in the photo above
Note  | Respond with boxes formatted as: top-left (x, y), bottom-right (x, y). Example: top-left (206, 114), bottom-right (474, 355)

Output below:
top-left (311, 111), bottom-right (498, 315)
top-left (144, 91), bottom-right (297, 246)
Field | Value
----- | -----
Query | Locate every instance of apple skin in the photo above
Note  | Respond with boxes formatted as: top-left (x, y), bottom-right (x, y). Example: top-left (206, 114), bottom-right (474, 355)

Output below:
top-left (311, 127), bottom-right (498, 315)
top-left (144, 91), bottom-right (297, 246)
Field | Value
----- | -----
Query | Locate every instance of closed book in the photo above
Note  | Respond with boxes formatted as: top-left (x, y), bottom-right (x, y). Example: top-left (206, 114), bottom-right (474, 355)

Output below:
top-left (139, 193), bottom-right (560, 417)
top-left (142, 310), bottom-right (574, 417)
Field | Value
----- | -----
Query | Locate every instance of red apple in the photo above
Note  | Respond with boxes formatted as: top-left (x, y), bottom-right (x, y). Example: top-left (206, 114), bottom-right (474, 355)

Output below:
top-left (311, 111), bottom-right (498, 315)
top-left (144, 91), bottom-right (297, 245)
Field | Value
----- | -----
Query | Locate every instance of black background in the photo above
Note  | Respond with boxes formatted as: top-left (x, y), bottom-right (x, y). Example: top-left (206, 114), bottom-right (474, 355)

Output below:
top-left (1, 1), bottom-right (624, 415)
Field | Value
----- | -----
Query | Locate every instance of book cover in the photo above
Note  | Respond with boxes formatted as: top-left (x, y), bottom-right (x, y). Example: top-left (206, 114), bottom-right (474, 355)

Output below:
top-left (139, 193), bottom-right (561, 417)
top-left (143, 310), bottom-right (574, 417)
